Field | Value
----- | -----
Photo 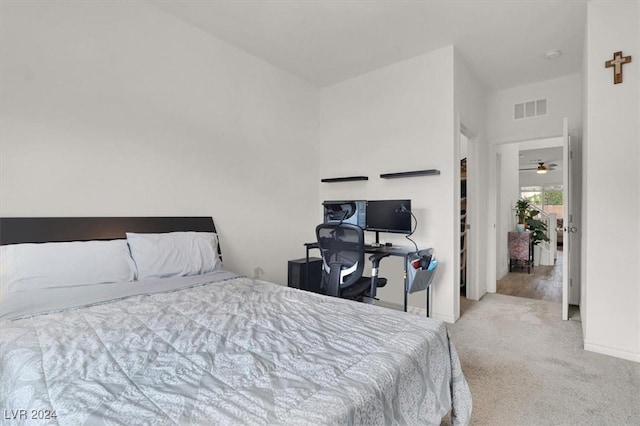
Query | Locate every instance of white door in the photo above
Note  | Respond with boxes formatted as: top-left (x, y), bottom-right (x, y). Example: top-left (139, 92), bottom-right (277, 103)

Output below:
top-left (562, 118), bottom-right (573, 320)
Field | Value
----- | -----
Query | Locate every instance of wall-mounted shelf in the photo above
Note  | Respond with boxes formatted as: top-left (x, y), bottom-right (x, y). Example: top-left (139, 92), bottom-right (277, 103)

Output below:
top-left (321, 176), bottom-right (369, 183)
top-left (379, 169), bottom-right (441, 179)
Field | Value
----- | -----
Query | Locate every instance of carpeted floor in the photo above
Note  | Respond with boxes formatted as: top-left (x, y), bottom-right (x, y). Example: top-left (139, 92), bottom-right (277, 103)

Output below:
top-left (445, 294), bottom-right (640, 425)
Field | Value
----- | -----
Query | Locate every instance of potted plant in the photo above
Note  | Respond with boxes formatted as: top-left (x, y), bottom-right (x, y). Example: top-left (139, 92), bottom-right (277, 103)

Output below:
top-left (514, 199), bottom-right (550, 239)
top-left (519, 201), bottom-right (550, 266)
top-left (526, 209), bottom-right (550, 246)
top-left (514, 198), bottom-right (530, 233)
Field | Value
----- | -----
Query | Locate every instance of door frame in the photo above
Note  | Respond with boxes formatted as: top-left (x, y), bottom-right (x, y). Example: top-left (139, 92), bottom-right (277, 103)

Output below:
top-left (489, 129), bottom-right (578, 315)
top-left (457, 119), bottom-right (482, 308)
top-left (562, 118), bottom-right (582, 318)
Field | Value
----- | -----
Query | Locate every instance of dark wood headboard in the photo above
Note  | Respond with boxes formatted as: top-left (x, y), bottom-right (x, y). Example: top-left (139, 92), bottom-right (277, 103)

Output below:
top-left (0, 217), bottom-right (217, 245)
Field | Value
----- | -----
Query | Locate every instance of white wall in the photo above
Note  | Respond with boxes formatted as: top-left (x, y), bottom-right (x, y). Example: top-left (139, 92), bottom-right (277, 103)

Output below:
top-left (318, 47), bottom-right (458, 322)
top-left (487, 74), bottom-right (582, 144)
top-left (0, 1), bottom-right (320, 285)
top-left (583, 0), bottom-right (639, 362)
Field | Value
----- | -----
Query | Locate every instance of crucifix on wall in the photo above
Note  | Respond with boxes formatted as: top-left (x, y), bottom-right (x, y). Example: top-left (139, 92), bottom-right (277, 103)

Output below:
top-left (605, 51), bottom-right (632, 84)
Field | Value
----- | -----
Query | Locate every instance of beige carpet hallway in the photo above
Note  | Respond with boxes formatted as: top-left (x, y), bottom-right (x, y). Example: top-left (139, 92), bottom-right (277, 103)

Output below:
top-left (446, 294), bottom-right (640, 425)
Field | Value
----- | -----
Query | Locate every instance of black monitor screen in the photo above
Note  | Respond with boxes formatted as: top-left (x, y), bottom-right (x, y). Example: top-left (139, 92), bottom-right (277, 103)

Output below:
top-left (365, 200), bottom-right (412, 234)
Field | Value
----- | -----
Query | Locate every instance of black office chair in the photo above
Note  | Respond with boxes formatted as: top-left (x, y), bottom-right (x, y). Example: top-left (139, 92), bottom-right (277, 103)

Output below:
top-left (316, 223), bottom-right (389, 301)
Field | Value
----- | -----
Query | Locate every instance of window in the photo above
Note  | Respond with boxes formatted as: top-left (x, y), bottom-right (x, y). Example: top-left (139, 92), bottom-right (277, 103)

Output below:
top-left (520, 185), bottom-right (563, 218)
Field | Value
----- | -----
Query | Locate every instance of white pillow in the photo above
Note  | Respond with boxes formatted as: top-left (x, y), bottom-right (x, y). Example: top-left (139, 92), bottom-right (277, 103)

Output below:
top-left (125, 232), bottom-right (220, 280)
top-left (0, 239), bottom-right (136, 294)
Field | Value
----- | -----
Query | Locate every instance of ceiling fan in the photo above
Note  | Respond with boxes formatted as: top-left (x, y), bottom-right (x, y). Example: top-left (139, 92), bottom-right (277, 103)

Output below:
top-left (519, 162), bottom-right (558, 174)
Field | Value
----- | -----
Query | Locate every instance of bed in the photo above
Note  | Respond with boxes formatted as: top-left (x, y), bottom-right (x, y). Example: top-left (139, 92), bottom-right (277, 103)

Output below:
top-left (0, 217), bottom-right (471, 425)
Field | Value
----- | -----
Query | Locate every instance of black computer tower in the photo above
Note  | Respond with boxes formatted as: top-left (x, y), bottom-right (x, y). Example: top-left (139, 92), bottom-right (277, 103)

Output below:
top-left (288, 257), bottom-right (323, 294)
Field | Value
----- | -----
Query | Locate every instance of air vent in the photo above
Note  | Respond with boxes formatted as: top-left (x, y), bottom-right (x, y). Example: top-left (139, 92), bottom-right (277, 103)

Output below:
top-left (514, 98), bottom-right (548, 120)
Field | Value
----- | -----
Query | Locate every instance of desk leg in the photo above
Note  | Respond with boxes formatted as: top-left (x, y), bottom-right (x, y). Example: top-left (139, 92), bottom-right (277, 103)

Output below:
top-left (403, 260), bottom-right (408, 312)
top-left (305, 246), bottom-right (310, 290)
top-left (426, 286), bottom-right (430, 317)
top-left (530, 240), bottom-right (534, 270)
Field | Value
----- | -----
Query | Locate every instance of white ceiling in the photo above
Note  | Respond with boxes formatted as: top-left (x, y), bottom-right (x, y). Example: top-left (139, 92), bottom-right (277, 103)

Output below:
top-left (148, 0), bottom-right (587, 90)
top-left (519, 146), bottom-right (563, 170)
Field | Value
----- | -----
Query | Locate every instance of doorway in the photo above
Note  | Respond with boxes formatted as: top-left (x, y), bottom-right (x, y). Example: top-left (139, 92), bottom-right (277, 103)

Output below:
top-left (499, 145), bottom-right (563, 302)
top-left (493, 130), bottom-right (581, 319)
top-left (457, 121), bottom-right (486, 318)
top-left (457, 119), bottom-right (492, 319)
top-left (460, 133), bottom-right (469, 298)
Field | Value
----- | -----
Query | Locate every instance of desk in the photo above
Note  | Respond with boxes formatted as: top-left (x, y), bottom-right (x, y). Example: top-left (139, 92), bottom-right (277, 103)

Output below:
top-left (304, 242), bottom-right (433, 316)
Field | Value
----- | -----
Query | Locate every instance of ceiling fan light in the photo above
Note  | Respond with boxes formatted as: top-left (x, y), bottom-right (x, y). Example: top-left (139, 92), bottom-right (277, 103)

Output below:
top-left (535, 162), bottom-right (548, 174)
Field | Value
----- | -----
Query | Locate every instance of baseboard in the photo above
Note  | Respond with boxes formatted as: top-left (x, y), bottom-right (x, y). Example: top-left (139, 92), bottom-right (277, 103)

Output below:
top-left (407, 307), bottom-right (455, 324)
top-left (406, 305), bottom-right (428, 317)
top-left (497, 266), bottom-right (509, 281)
top-left (374, 300), bottom-right (453, 322)
top-left (390, 303), bottom-right (456, 323)
top-left (375, 300), bottom-right (428, 316)
top-left (584, 340), bottom-right (640, 363)
top-left (431, 312), bottom-right (456, 323)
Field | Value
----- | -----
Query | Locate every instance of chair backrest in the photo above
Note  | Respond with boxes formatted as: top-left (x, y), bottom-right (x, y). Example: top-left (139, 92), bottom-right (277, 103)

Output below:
top-left (315, 223), bottom-right (365, 295)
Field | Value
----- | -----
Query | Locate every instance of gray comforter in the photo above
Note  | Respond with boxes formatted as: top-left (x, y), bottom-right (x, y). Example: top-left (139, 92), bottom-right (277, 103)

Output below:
top-left (1, 273), bottom-right (471, 425)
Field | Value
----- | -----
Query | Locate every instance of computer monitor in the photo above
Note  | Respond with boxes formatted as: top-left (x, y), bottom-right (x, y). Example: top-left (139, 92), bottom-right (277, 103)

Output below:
top-left (365, 200), bottom-right (412, 234)
top-left (322, 200), bottom-right (366, 228)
